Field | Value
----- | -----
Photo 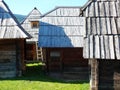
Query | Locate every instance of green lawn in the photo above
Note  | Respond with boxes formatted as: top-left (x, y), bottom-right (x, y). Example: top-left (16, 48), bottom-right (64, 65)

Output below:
top-left (0, 63), bottom-right (89, 90)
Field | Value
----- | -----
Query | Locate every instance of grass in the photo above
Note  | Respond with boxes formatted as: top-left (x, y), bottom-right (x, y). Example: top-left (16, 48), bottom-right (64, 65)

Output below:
top-left (0, 63), bottom-right (89, 90)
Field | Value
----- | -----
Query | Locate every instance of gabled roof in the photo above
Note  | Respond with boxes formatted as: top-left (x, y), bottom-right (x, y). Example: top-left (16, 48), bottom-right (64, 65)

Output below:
top-left (81, 0), bottom-right (120, 12)
top-left (82, 0), bottom-right (119, 18)
top-left (39, 7), bottom-right (85, 47)
top-left (21, 7), bottom-right (41, 24)
top-left (82, 0), bottom-right (120, 59)
top-left (0, 0), bottom-right (31, 39)
top-left (81, 0), bottom-right (92, 11)
top-left (41, 6), bottom-right (81, 17)
top-left (21, 7), bottom-right (41, 42)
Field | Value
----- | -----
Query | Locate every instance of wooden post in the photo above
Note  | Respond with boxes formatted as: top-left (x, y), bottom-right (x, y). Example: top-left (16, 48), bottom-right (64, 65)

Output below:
top-left (20, 39), bottom-right (26, 75)
top-left (89, 59), bottom-right (99, 90)
top-left (46, 48), bottom-right (49, 73)
top-left (36, 42), bottom-right (38, 60)
top-left (15, 39), bottom-right (21, 76)
top-left (60, 50), bottom-right (63, 73)
top-left (33, 43), bottom-right (37, 60)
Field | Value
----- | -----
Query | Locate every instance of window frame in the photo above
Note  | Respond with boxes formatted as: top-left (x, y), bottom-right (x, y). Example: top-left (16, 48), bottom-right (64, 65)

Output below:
top-left (31, 21), bottom-right (39, 28)
top-left (50, 51), bottom-right (61, 61)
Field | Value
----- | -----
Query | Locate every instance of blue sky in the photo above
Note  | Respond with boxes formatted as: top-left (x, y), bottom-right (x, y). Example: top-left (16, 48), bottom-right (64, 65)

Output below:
top-left (5, 0), bottom-right (88, 15)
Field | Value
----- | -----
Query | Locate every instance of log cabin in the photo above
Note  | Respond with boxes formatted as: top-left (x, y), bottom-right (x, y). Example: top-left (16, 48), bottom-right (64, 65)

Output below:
top-left (21, 8), bottom-right (42, 62)
top-left (81, 0), bottom-right (120, 89)
top-left (0, 0), bottom-right (31, 78)
top-left (39, 7), bottom-right (89, 80)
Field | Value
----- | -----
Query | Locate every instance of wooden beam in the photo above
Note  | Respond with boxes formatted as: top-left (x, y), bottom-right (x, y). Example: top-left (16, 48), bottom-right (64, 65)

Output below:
top-left (60, 50), bottom-right (63, 73)
top-left (36, 42), bottom-right (39, 60)
top-left (89, 59), bottom-right (99, 90)
top-left (21, 39), bottom-right (26, 71)
top-left (15, 39), bottom-right (20, 76)
top-left (46, 48), bottom-right (49, 73)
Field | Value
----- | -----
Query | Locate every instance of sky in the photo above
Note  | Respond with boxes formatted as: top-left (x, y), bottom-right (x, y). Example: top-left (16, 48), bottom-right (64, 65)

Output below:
top-left (5, 0), bottom-right (88, 15)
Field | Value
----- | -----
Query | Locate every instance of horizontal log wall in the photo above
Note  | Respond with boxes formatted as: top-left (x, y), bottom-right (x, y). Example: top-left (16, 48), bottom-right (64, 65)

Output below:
top-left (45, 48), bottom-right (88, 71)
top-left (0, 39), bottom-right (25, 78)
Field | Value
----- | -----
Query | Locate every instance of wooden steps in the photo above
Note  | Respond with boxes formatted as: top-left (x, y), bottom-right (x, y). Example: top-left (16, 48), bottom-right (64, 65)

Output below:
top-left (37, 47), bottom-right (43, 61)
top-left (35, 42), bottom-right (43, 61)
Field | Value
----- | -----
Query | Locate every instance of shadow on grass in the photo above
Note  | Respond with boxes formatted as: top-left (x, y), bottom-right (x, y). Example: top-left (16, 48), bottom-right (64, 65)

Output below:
top-left (0, 63), bottom-right (89, 84)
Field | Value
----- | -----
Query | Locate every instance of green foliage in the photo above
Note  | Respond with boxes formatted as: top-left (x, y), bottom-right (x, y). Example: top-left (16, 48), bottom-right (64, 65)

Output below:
top-left (0, 63), bottom-right (89, 90)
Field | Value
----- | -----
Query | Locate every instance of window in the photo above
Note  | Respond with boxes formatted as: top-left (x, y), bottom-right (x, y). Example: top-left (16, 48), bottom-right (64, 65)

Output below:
top-left (50, 51), bottom-right (60, 61)
top-left (31, 21), bottom-right (39, 28)
top-left (50, 52), bottom-right (60, 57)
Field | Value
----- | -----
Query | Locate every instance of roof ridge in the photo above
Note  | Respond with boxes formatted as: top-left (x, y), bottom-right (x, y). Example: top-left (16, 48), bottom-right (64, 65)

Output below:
top-left (21, 7), bottom-right (41, 24)
top-left (41, 6), bottom-right (81, 17)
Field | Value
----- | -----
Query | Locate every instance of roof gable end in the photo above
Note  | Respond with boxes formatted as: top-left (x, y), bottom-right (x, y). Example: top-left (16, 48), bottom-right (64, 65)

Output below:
top-left (21, 7), bottom-right (41, 24)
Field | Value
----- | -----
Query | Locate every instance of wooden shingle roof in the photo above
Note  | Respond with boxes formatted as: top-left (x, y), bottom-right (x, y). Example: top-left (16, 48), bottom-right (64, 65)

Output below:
top-left (39, 7), bottom-right (85, 47)
top-left (42, 7), bottom-right (82, 17)
top-left (82, 0), bottom-right (119, 17)
top-left (83, 0), bottom-right (120, 59)
top-left (21, 7), bottom-right (41, 42)
top-left (21, 7), bottom-right (41, 24)
top-left (0, 0), bottom-right (31, 39)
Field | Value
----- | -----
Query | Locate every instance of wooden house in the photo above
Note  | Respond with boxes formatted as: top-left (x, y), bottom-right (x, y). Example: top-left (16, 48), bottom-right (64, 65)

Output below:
top-left (0, 0), bottom-right (31, 78)
top-left (81, 0), bottom-right (120, 89)
top-left (39, 7), bottom-right (89, 80)
top-left (21, 8), bottom-right (42, 61)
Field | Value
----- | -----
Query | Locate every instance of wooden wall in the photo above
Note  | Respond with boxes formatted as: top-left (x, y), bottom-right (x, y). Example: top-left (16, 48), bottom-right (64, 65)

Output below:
top-left (90, 59), bottom-right (120, 90)
top-left (62, 48), bottom-right (87, 67)
top-left (99, 60), bottom-right (120, 90)
top-left (44, 48), bottom-right (88, 72)
top-left (0, 39), bottom-right (25, 78)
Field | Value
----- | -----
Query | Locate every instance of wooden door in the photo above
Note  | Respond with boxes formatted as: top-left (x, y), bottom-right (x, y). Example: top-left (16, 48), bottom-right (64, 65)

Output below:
top-left (48, 51), bottom-right (62, 72)
top-left (26, 44), bottom-right (37, 60)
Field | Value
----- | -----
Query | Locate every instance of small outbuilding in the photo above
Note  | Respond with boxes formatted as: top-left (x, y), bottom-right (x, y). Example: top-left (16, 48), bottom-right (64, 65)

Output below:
top-left (81, 0), bottom-right (120, 89)
top-left (21, 8), bottom-right (42, 62)
top-left (0, 0), bottom-right (31, 78)
top-left (39, 7), bottom-right (89, 80)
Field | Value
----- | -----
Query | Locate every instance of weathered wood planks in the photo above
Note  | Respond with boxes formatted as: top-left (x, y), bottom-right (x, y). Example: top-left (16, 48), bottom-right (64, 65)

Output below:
top-left (84, 35), bottom-right (120, 59)
top-left (83, 0), bottom-right (120, 59)
top-left (21, 8), bottom-right (41, 42)
top-left (39, 7), bottom-right (85, 47)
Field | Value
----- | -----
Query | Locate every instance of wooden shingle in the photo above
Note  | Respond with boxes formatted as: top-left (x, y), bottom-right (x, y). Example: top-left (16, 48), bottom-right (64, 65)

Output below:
top-left (21, 7), bottom-right (41, 42)
top-left (0, 0), bottom-right (31, 39)
top-left (39, 7), bottom-right (85, 47)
